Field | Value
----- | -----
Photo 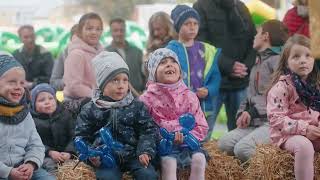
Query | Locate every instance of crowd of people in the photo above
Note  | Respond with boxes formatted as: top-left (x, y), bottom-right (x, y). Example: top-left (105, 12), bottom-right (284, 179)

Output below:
top-left (0, 0), bottom-right (317, 180)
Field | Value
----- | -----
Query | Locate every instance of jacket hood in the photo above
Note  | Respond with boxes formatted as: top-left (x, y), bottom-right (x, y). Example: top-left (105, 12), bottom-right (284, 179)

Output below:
top-left (68, 35), bottom-right (103, 55)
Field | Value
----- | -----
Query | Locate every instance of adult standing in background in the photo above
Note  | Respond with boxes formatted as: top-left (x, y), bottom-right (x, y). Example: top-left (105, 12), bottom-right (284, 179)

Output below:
top-left (50, 24), bottom-right (78, 91)
top-left (193, 0), bottom-right (257, 132)
top-left (283, 0), bottom-right (309, 38)
top-left (106, 18), bottom-right (146, 95)
top-left (13, 25), bottom-right (54, 89)
top-left (146, 11), bottom-right (177, 54)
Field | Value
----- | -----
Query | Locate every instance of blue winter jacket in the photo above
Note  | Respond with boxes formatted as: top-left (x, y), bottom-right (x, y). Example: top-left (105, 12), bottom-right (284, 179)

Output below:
top-left (166, 40), bottom-right (221, 115)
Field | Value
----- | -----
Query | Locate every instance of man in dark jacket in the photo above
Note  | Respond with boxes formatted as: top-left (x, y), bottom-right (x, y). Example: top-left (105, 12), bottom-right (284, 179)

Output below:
top-left (13, 25), bottom-right (54, 89)
top-left (193, 0), bottom-right (257, 132)
top-left (106, 18), bottom-right (146, 95)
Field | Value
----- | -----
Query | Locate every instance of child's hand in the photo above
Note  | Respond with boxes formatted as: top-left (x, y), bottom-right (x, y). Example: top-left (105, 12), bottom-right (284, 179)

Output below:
top-left (236, 111), bottom-right (251, 128)
top-left (196, 87), bottom-right (208, 99)
top-left (61, 152), bottom-right (72, 161)
top-left (139, 154), bottom-right (151, 168)
top-left (17, 163), bottom-right (35, 180)
top-left (9, 168), bottom-right (29, 180)
top-left (89, 157), bottom-right (101, 167)
top-left (48, 150), bottom-right (65, 163)
top-left (306, 125), bottom-right (320, 140)
top-left (174, 132), bottom-right (184, 145)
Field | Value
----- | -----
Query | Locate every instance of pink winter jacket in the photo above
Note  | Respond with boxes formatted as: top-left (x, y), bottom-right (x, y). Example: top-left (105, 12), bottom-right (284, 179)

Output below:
top-left (140, 81), bottom-right (208, 141)
top-left (267, 75), bottom-right (320, 147)
top-left (63, 35), bottom-right (103, 98)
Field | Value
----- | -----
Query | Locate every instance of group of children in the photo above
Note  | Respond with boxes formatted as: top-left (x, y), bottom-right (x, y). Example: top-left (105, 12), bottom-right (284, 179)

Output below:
top-left (0, 4), bottom-right (319, 180)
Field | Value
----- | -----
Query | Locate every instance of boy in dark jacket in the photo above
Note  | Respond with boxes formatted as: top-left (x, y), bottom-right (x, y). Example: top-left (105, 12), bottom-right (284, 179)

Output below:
top-left (75, 51), bottom-right (158, 180)
top-left (30, 83), bottom-right (75, 173)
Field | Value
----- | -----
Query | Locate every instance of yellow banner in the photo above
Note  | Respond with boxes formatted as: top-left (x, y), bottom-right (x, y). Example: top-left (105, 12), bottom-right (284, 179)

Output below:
top-left (309, 0), bottom-right (320, 58)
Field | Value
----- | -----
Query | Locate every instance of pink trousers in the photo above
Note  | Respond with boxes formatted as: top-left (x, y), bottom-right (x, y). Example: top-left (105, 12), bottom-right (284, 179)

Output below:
top-left (283, 135), bottom-right (320, 180)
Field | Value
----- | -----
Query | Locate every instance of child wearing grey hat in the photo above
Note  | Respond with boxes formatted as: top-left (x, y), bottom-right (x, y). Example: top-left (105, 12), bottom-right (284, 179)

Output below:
top-left (75, 51), bottom-right (158, 180)
top-left (0, 55), bottom-right (55, 180)
top-left (167, 4), bottom-right (221, 142)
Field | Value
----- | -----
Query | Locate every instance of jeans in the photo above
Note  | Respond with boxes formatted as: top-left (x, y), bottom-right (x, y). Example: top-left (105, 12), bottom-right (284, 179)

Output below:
top-left (0, 168), bottom-right (56, 180)
top-left (205, 88), bottom-right (247, 140)
top-left (96, 159), bottom-right (158, 180)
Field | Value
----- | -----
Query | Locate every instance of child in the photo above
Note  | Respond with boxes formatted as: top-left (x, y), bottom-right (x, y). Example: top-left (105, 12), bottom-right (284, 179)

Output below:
top-left (30, 83), bottom-right (75, 174)
top-left (140, 48), bottom-right (209, 180)
top-left (75, 51), bottom-right (158, 180)
top-left (63, 12), bottom-right (104, 120)
top-left (267, 34), bottom-right (320, 180)
top-left (218, 20), bottom-right (289, 162)
top-left (166, 5), bottom-right (221, 141)
top-left (0, 55), bottom-right (55, 180)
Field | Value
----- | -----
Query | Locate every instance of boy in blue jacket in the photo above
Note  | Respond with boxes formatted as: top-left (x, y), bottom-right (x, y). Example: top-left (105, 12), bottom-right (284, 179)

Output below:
top-left (166, 5), bottom-right (221, 141)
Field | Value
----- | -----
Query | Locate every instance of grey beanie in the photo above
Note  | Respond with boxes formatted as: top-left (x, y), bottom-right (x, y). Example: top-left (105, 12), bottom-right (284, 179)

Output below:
top-left (0, 55), bottom-right (23, 77)
top-left (147, 48), bottom-right (180, 82)
top-left (92, 51), bottom-right (129, 90)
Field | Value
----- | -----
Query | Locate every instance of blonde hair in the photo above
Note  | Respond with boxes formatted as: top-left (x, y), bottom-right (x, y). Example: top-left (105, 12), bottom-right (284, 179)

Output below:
top-left (147, 11), bottom-right (177, 53)
top-left (270, 34), bottom-right (319, 88)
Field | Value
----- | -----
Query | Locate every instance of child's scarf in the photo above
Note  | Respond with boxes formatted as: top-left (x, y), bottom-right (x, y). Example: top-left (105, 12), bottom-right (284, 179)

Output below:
top-left (0, 95), bottom-right (29, 124)
top-left (287, 69), bottom-right (320, 112)
top-left (92, 89), bottom-right (134, 109)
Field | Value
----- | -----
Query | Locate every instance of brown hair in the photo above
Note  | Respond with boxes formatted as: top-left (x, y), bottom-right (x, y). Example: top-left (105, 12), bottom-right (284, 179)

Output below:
top-left (17, 25), bottom-right (34, 37)
top-left (77, 12), bottom-right (103, 38)
top-left (109, 18), bottom-right (125, 27)
top-left (261, 19), bottom-right (289, 46)
top-left (269, 34), bottom-right (320, 89)
top-left (147, 11), bottom-right (177, 53)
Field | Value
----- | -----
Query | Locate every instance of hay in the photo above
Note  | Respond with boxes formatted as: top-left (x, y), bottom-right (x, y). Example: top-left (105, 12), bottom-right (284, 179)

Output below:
top-left (123, 141), bottom-right (244, 180)
top-left (56, 160), bottom-right (96, 180)
top-left (309, 0), bottom-right (320, 58)
top-left (245, 144), bottom-right (320, 180)
top-left (176, 141), bottom-right (244, 180)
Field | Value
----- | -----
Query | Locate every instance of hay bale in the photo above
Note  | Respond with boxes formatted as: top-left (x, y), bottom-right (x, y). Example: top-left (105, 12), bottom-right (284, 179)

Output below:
top-left (122, 141), bottom-right (244, 180)
top-left (244, 144), bottom-right (320, 180)
top-left (176, 141), bottom-right (244, 180)
top-left (309, 0), bottom-right (320, 58)
top-left (56, 160), bottom-right (96, 180)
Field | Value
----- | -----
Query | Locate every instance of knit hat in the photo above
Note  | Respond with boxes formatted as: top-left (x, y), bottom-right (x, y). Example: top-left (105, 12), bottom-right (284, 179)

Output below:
top-left (171, 5), bottom-right (200, 32)
top-left (0, 55), bottom-right (23, 77)
top-left (30, 83), bottom-right (56, 111)
top-left (92, 51), bottom-right (129, 90)
top-left (147, 48), bottom-right (180, 82)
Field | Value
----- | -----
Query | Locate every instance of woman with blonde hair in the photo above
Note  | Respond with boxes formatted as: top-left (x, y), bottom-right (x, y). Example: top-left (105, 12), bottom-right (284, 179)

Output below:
top-left (146, 11), bottom-right (177, 54)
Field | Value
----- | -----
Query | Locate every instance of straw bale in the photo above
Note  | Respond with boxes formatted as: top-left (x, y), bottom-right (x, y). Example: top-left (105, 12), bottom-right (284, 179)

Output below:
top-left (245, 144), bottom-right (320, 180)
top-left (56, 160), bottom-right (96, 180)
top-left (123, 141), bottom-right (244, 180)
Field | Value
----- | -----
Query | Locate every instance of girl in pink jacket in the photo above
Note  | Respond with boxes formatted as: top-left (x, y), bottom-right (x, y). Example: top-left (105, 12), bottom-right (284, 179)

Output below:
top-left (267, 34), bottom-right (320, 180)
top-left (140, 48), bottom-right (208, 180)
top-left (63, 12), bottom-right (104, 100)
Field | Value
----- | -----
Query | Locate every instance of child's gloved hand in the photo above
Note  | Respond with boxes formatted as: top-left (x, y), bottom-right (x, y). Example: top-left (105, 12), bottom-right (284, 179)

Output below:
top-left (196, 87), bottom-right (208, 99)
top-left (306, 125), bottom-right (320, 140)
top-left (236, 111), bottom-right (251, 128)
top-left (139, 154), bottom-right (151, 168)
top-left (174, 132), bottom-right (184, 145)
top-left (89, 157), bottom-right (101, 167)
top-left (48, 150), bottom-right (65, 162)
top-left (9, 167), bottom-right (29, 180)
